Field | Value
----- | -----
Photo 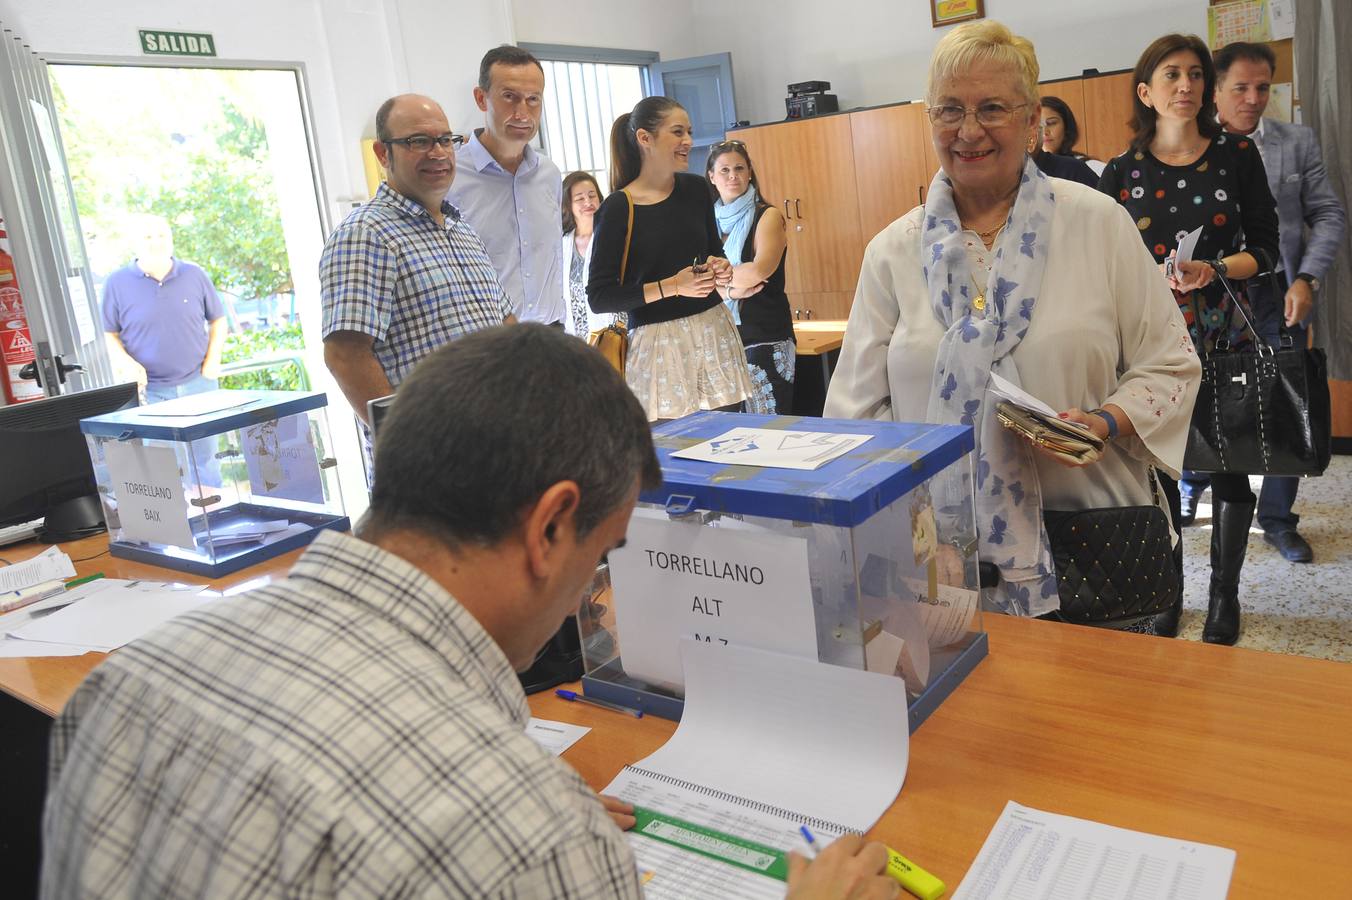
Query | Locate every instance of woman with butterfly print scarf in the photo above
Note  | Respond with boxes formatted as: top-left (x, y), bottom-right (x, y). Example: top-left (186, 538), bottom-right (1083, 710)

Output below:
top-left (825, 21), bottom-right (1200, 627)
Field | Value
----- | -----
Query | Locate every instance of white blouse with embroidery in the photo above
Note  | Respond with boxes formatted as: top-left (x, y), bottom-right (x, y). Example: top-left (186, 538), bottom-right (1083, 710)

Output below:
top-left (825, 178), bottom-right (1201, 518)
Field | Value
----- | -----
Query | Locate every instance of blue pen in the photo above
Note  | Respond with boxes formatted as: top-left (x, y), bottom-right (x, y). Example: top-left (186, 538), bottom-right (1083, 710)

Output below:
top-left (554, 689), bottom-right (643, 718)
top-left (799, 825), bottom-right (821, 859)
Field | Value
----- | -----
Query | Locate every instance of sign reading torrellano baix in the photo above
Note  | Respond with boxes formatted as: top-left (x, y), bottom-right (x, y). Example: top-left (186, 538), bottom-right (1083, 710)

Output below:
top-left (138, 30), bottom-right (217, 57)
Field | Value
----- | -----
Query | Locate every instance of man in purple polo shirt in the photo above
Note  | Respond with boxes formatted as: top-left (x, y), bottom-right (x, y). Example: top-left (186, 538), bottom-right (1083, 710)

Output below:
top-left (102, 215), bottom-right (227, 403)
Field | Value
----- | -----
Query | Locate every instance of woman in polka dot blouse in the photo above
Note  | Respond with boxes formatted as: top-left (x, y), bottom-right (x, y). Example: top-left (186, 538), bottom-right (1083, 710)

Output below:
top-left (1099, 33), bottom-right (1279, 647)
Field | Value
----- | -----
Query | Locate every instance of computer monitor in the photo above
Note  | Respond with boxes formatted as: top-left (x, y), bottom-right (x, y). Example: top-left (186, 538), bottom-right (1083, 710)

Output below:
top-left (0, 382), bottom-right (140, 542)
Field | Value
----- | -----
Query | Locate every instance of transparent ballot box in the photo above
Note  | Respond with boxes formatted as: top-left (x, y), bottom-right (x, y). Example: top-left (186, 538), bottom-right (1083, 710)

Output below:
top-left (80, 390), bottom-right (349, 578)
top-left (579, 411), bottom-right (986, 730)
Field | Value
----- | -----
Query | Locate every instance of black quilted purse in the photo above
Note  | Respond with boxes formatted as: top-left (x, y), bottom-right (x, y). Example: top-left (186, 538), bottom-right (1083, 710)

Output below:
top-left (1042, 472), bottom-right (1180, 628)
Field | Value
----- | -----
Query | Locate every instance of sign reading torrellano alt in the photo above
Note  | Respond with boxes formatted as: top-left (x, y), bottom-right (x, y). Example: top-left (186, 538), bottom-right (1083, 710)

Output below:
top-left (138, 30), bottom-right (217, 57)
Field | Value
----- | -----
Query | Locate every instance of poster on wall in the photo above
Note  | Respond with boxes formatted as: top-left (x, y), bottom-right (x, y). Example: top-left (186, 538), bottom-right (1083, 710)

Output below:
top-left (1208, 0), bottom-right (1273, 48)
top-left (931, 0), bottom-right (984, 28)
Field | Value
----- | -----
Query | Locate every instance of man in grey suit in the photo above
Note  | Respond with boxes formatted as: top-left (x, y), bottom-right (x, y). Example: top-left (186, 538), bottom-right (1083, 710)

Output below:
top-left (1202, 41), bottom-right (1348, 562)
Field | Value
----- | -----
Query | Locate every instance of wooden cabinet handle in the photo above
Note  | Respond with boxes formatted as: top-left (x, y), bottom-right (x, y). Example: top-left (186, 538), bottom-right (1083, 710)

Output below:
top-left (795, 198), bottom-right (802, 218)
top-left (784, 200), bottom-right (792, 219)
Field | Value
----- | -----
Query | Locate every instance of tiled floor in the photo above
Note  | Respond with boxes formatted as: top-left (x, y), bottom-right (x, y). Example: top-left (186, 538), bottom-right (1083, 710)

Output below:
top-left (1174, 454), bottom-right (1352, 662)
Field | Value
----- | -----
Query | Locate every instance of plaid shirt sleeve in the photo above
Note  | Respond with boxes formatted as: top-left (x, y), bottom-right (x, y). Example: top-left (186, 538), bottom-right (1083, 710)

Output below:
top-left (320, 221), bottom-right (397, 341)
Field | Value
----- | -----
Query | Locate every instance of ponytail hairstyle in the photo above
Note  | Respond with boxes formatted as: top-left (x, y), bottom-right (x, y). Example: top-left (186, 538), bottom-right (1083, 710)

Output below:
top-left (608, 96), bottom-right (683, 192)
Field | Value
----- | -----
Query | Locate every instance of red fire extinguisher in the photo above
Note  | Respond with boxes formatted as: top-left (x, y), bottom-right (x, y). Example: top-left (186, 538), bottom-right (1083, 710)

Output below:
top-left (0, 224), bottom-right (46, 404)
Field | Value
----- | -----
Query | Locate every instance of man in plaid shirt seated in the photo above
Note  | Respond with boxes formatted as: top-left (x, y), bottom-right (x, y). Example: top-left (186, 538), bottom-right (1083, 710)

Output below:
top-left (40, 325), bottom-right (897, 899)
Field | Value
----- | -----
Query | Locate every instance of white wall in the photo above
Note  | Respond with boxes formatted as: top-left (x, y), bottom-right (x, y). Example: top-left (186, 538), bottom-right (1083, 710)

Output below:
top-left (512, 0), bottom-right (700, 60)
top-left (687, 0), bottom-right (1210, 126)
top-left (1, 0), bottom-right (512, 206)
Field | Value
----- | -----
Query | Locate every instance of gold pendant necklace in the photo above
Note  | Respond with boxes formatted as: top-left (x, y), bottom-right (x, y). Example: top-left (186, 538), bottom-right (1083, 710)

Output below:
top-left (972, 272), bottom-right (987, 311)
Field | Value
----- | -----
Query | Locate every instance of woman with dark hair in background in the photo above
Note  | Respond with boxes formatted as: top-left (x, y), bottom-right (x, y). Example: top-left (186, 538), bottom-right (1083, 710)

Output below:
top-left (587, 97), bottom-right (753, 421)
top-left (1039, 95), bottom-right (1106, 175)
top-left (1098, 33), bottom-right (1280, 645)
top-left (706, 140), bottom-right (795, 414)
top-left (560, 170), bottom-right (624, 338)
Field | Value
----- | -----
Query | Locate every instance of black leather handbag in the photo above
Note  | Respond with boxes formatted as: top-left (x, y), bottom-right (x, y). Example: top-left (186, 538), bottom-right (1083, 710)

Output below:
top-left (1184, 272), bottom-right (1331, 477)
top-left (1042, 472), bottom-right (1180, 628)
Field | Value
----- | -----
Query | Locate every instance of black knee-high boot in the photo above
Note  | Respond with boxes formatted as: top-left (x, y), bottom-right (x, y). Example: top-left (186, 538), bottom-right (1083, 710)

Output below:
top-left (1203, 497), bottom-right (1255, 645)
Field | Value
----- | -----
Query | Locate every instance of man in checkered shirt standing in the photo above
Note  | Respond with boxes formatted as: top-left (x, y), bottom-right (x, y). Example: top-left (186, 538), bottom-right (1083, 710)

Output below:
top-left (40, 325), bottom-right (898, 899)
top-left (320, 93), bottom-right (514, 441)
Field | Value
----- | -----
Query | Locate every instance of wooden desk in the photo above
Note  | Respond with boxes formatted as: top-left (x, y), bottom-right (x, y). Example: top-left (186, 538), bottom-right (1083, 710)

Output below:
top-left (5, 539), bottom-right (1351, 897)
top-left (792, 319), bottom-right (847, 357)
top-left (0, 535), bottom-right (302, 715)
top-left (791, 320), bottom-right (847, 416)
top-left (529, 615), bottom-right (1352, 898)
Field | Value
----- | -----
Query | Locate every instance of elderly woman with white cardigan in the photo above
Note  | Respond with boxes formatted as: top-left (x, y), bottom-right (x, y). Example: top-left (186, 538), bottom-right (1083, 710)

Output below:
top-left (824, 21), bottom-right (1200, 632)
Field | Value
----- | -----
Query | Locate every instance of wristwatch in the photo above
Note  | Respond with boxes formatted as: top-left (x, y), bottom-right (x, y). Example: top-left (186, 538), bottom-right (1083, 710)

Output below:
top-left (1209, 257), bottom-right (1229, 278)
top-left (1297, 272), bottom-right (1321, 291)
top-left (1088, 408), bottom-right (1119, 440)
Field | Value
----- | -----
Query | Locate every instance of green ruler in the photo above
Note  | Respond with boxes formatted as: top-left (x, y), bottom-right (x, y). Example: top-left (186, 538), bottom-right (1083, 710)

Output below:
top-left (631, 806), bottom-right (790, 881)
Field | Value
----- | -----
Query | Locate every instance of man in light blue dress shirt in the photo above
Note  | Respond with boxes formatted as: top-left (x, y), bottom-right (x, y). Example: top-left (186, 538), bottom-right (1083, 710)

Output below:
top-left (447, 45), bottom-right (565, 326)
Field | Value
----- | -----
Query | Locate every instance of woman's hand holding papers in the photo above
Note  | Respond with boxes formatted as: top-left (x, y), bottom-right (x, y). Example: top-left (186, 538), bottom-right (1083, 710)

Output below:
top-left (599, 794), bottom-right (636, 830)
top-left (786, 834), bottom-right (899, 899)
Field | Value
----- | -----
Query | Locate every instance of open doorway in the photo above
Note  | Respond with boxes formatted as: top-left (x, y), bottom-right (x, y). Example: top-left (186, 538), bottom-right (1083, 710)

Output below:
top-left (48, 62), bottom-right (368, 515)
top-left (50, 65), bottom-right (321, 390)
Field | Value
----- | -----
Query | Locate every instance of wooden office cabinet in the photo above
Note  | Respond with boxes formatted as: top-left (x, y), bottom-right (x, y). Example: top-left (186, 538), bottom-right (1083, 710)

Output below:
top-left (734, 115), bottom-right (863, 314)
top-left (789, 291), bottom-right (853, 321)
top-left (730, 70), bottom-right (1138, 321)
top-left (850, 102), bottom-right (932, 247)
top-left (1039, 77), bottom-right (1089, 155)
top-left (1082, 72), bottom-right (1136, 164)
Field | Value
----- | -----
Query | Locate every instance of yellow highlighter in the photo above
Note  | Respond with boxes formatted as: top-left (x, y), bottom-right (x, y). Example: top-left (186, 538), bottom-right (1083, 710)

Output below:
top-left (800, 826), bottom-right (945, 900)
top-left (884, 846), bottom-right (946, 900)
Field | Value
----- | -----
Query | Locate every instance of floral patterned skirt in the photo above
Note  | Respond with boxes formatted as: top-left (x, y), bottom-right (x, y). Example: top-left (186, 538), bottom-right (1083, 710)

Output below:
top-left (626, 304), bottom-right (754, 421)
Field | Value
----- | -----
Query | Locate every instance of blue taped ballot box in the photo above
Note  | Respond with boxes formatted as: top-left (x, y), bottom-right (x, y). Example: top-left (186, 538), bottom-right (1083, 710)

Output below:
top-left (579, 411), bottom-right (987, 729)
top-left (80, 390), bottom-right (349, 578)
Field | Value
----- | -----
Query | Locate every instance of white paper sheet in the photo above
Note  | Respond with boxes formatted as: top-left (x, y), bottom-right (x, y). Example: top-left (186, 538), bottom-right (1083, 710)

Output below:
top-left (139, 391), bottom-right (257, 417)
top-left (0, 638), bottom-right (97, 658)
top-left (0, 546), bottom-right (76, 593)
top-left (524, 718), bottom-right (591, 756)
top-left (604, 641), bottom-right (910, 898)
top-left (916, 582), bottom-right (980, 648)
top-left (103, 441), bottom-right (196, 549)
top-left (671, 427), bottom-right (873, 470)
top-left (242, 414), bottom-right (324, 504)
top-left (954, 801), bottom-right (1235, 900)
top-left (607, 514), bottom-right (819, 690)
top-left (988, 371), bottom-right (1059, 418)
top-left (1175, 225), bottom-right (1204, 265)
top-left (8, 581), bottom-right (213, 651)
top-left (1269, 0), bottom-right (1295, 39)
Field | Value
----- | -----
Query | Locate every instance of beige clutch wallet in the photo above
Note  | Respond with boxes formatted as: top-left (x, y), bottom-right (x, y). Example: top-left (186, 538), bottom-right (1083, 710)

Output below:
top-left (994, 400), bottom-right (1105, 465)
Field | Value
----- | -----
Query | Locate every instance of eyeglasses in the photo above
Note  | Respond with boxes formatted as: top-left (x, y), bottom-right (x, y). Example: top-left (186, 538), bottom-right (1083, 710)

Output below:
top-left (383, 133), bottom-right (465, 152)
top-left (926, 103), bottom-right (1028, 128)
top-left (709, 139), bottom-right (747, 154)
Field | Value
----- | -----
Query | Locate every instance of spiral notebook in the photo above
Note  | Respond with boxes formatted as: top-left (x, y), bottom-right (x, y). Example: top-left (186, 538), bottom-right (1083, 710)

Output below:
top-left (603, 640), bottom-right (910, 897)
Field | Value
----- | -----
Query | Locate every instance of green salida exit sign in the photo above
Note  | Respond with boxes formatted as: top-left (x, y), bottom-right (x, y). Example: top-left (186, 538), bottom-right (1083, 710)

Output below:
top-left (138, 30), bottom-right (217, 57)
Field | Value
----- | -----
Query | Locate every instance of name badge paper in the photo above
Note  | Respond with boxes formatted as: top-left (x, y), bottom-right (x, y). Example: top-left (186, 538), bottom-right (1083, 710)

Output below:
top-left (607, 514), bottom-right (819, 689)
top-left (671, 427), bottom-right (872, 470)
top-left (104, 441), bottom-right (195, 549)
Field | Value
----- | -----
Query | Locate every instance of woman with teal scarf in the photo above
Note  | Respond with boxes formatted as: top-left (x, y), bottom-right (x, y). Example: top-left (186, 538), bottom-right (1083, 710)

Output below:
top-left (707, 141), bottom-right (796, 414)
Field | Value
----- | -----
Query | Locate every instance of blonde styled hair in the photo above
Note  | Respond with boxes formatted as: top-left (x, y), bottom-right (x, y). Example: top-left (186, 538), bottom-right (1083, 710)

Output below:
top-left (927, 21), bottom-right (1040, 107)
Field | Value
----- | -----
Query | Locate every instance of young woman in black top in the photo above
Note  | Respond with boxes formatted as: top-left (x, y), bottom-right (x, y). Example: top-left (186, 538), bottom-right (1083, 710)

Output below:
top-left (587, 97), bottom-right (753, 421)
top-left (706, 140), bottom-right (795, 415)
top-left (1099, 33), bottom-right (1280, 646)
